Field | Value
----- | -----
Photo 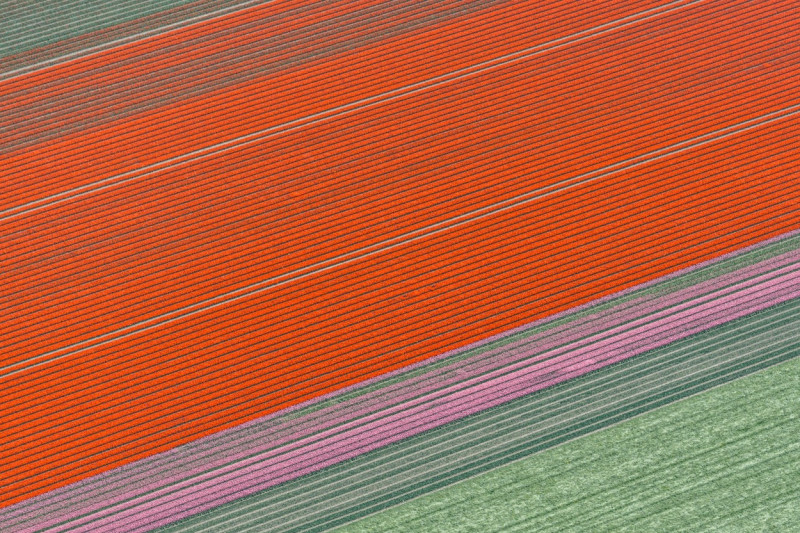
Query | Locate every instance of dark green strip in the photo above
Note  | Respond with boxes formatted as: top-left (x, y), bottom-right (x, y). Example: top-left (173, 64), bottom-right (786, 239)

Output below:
top-left (158, 295), bottom-right (800, 532)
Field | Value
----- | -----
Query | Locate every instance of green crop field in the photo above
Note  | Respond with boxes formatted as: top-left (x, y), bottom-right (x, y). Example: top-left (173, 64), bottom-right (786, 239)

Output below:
top-left (337, 355), bottom-right (800, 533)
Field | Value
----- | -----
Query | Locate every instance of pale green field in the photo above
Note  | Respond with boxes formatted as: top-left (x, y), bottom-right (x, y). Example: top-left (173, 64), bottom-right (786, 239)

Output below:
top-left (337, 355), bottom-right (800, 533)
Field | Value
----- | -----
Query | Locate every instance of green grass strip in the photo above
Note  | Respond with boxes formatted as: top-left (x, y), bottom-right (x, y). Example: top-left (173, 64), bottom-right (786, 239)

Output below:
top-left (0, 0), bottom-right (199, 59)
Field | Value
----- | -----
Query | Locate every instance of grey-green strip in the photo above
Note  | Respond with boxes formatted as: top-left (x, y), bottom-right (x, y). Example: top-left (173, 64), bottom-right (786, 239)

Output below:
top-left (0, 0), bottom-right (200, 59)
